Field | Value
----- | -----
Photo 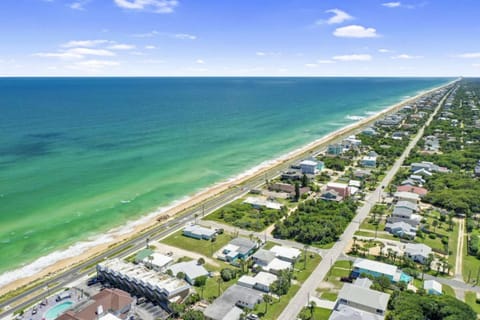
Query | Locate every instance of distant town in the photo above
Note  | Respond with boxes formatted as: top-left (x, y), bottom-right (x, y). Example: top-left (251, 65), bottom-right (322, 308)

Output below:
top-left (4, 78), bottom-right (480, 320)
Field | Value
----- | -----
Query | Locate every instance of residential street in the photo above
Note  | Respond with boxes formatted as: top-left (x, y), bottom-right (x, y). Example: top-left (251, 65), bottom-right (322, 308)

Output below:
top-left (278, 86), bottom-right (453, 320)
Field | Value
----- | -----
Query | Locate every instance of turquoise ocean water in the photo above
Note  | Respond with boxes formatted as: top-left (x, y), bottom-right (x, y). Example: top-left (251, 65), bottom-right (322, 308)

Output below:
top-left (0, 77), bottom-right (451, 285)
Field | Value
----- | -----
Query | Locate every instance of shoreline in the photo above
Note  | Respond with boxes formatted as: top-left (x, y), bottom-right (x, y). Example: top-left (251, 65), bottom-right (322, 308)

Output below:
top-left (0, 80), bottom-right (455, 296)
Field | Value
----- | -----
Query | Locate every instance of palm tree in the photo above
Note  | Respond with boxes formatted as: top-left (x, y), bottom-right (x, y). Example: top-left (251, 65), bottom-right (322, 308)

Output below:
top-left (194, 213), bottom-right (198, 224)
top-left (309, 300), bottom-right (316, 320)
top-left (303, 245), bottom-right (310, 270)
top-left (379, 243), bottom-right (385, 258)
top-left (263, 294), bottom-right (272, 314)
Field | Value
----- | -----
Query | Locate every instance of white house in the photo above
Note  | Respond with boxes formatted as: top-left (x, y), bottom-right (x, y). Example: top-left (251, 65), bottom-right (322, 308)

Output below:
top-left (143, 253), bottom-right (173, 271)
top-left (359, 156), bottom-right (377, 168)
top-left (243, 197), bottom-right (283, 210)
top-left (424, 280), bottom-right (442, 295)
top-left (404, 243), bottom-right (432, 264)
top-left (299, 160), bottom-right (318, 175)
top-left (238, 272), bottom-right (278, 292)
top-left (394, 191), bottom-right (420, 204)
top-left (269, 245), bottom-right (301, 263)
top-left (168, 260), bottom-right (209, 285)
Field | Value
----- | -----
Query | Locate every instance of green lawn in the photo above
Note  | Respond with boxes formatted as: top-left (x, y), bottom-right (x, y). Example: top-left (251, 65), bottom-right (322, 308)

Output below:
top-left (295, 253), bottom-right (322, 283)
top-left (161, 229), bottom-right (233, 257)
top-left (359, 219), bottom-right (386, 232)
top-left (448, 221), bottom-right (460, 268)
top-left (463, 246), bottom-right (480, 284)
top-left (263, 241), bottom-right (281, 250)
top-left (202, 275), bottom-right (237, 301)
top-left (464, 291), bottom-right (480, 314)
top-left (253, 253), bottom-right (321, 319)
top-left (442, 284), bottom-right (456, 297)
top-left (204, 199), bottom-right (286, 232)
top-left (418, 234), bottom-right (447, 252)
top-left (320, 291), bottom-right (338, 301)
top-left (255, 284), bottom-right (300, 320)
top-left (314, 307), bottom-right (333, 320)
top-left (354, 230), bottom-right (397, 241)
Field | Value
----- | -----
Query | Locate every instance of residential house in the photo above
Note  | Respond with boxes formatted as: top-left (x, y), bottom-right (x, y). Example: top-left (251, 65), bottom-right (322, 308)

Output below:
top-left (359, 156), bottom-right (377, 168)
top-left (218, 238), bottom-right (258, 263)
top-left (168, 260), bottom-right (209, 285)
top-left (269, 183), bottom-right (310, 198)
top-left (326, 182), bottom-right (350, 198)
top-left (362, 127), bottom-right (377, 136)
top-left (352, 258), bottom-right (412, 283)
top-left (142, 252), bottom-right (173, 272)
top-left (396, 185), bottom-right (428, 197)
top-left (394, 191), bottom-right (419, 204)
top-left (243, 197), bottom-right (283, 210)
top-left (183, 224), bottom-right (217, 240)
top-left (385, 221), bottom-right (417, 239)
top-left (299, 160), bottom-right (318, 175)
top-left (270, 245), bottom-right (301, 263)
top-left (410, 161), bottom-right (449, 173)
top-left (329, 282), bottom-right (390, 320)
top-left (252, 249), bottom-right (292, 275)
top-left (238, 272), bottom-right (278, 292)
top-left (57, 289), bottom-right (133, 320)
top-left (404, 243), bottom-right (432, 264)
top-left (354, 169), bottom-right (371, 180)
top-left (203, 285), bottom-right (263, 320)
top-left (395, 201), bottom-right (418, 212)
top-left (392, 207), bottom-right (414, 219)
top-left (328, 143), bottom-right (344, 156)
top-left (320, 189), bottom-right (343, 202)
top-left (386, 216), bottom-right (420, 228)
top-left (424, 280), bottom-right (442, 295)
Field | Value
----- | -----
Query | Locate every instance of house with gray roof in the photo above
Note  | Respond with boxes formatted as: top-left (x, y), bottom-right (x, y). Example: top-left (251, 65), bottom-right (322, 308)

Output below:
top-left (168, 260), bottom-right (209, 285)
top-left (217, 238), bottom-right (258, 264)
top-left (392, 207), bottom-right (413, 219)
top-left (329, 282), bottom-right (390, 320)
top-left (385, 221), bottom-right (417, 239)
top-left (203, 285), bottom-right (263, 320)
top-left (404, 243), bottom-right (432, 264)
top-left (395, 201), bottom-right (418, 212)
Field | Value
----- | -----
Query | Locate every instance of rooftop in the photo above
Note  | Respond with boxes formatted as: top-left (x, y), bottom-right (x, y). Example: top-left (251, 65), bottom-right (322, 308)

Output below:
top-left (168, 260), bottom-right (209, 281)
top-left (353, 258), bottom-right (398, 277)
top-left (97, 259), bottom-right (190, 297)
top-left (270, 245), bottom-right (301, 260)
top-left (203, 285), bottom-right (262, 320)
top-left (337, 283), bottom-right (390, 311)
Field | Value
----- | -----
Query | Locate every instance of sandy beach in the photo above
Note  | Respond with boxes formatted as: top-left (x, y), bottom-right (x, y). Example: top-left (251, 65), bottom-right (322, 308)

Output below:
top-left (0, 80), bottom-right (455, 297)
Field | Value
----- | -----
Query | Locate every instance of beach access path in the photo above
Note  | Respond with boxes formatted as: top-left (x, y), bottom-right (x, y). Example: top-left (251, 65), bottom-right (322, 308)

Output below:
top-left (277, 84), bottom-right (455, 320)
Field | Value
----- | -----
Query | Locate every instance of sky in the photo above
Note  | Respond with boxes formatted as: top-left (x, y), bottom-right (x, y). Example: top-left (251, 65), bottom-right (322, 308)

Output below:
top-left (0, 0), bottom-right (479, 76)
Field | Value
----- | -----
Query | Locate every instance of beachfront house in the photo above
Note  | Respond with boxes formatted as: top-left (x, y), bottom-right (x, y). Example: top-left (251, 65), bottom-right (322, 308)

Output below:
top-left (327, 143), bottom-right (344, 156)
top-left (142, 252), bottom-right (173, 272)
top-left (243, 196), bottom-right (283, 210)
top-left (299, 160), bottom-right (318, 175)
top-left (352, 258), bottom-right (412, 283)
top-left (183, 224), bottom-right (217, 240)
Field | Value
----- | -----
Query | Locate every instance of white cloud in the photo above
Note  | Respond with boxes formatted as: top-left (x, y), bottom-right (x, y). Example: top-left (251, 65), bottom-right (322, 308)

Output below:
top-left (473, 64), bottom-right (480, 68)
top-left (255, 51), bottom-right (281, 57)
top-left (107, 44), bottom-right (136, 50)
top-left (196, 59), bottom-right (205, 64)
top-left (382, 2), bottom-right (401, 8)
top-left (113, 0), bottom-right (178, 13)
top-left (391, 54), bottom-right (423, 59)
top-left (132, 30), bottom-right (159, 38)
top-left (456, 52), bottom-right (480, 59)
top-left (61, 40), bottom-right (109, 48)
top-left (33, 52), bottom-right (84, 60)
top-left (145, 45), bottom-right (156, 49)
top-left (333, 25), bottom-right (379, 38)
top-left (317, 59), bottom-right (336, 64)
top-left (333, 54), bottom-right (372, 61)
top-left (378, 48), bottom-right (391, 53)
top-left (305, 63), bottom-right (318, 68)
top-left (69, 0), bottom-right (90, 10)
top-left (323, 9), bottom-right (353, 25)
top-left (171, 33), bottom-right (196, 40)
top-left (67, 48), bottom-right (116, 56)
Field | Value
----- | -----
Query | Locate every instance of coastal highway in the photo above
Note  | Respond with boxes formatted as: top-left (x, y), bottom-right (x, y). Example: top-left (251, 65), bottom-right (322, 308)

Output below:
top-left (0, 83), bottom-right (452, 319)
top-left (278, 85), bottom-right (455, 320)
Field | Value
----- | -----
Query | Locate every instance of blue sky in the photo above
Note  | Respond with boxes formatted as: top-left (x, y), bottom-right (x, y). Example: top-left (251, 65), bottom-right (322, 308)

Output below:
top-left (1, 0), bottom-right (479, 76)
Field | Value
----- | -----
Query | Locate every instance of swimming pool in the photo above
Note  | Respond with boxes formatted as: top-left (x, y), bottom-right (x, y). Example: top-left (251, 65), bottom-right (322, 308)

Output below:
top-left (44, 301), bottom-right (73, 320)
top-left (400, 272), bottom-right (413, 283)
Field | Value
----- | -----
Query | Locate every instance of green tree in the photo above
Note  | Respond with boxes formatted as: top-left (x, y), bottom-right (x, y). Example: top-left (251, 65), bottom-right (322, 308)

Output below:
top-left (263, 294), bottom-right (272, 314)
top-left (183, 310), bottom-right (205, 320)
top-left (168, 302), bottom-right (185, 318)
top-left (302, 174), bottom-right (309, 188)
top-left (295, 182), bottom-right (300, 201)
top-left (176, 271), bottom-right (186, 280)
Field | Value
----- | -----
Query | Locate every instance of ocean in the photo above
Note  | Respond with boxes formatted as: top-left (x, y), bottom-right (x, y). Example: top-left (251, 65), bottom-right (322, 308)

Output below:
top-left (0, 77), bottom-right (451, 286)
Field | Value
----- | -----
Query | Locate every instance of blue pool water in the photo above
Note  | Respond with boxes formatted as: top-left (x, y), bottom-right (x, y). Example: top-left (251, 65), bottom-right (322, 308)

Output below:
top-left (400, 272), bottom-right (413, 283)
top-left (44, 301), bottom-right (73, 320)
